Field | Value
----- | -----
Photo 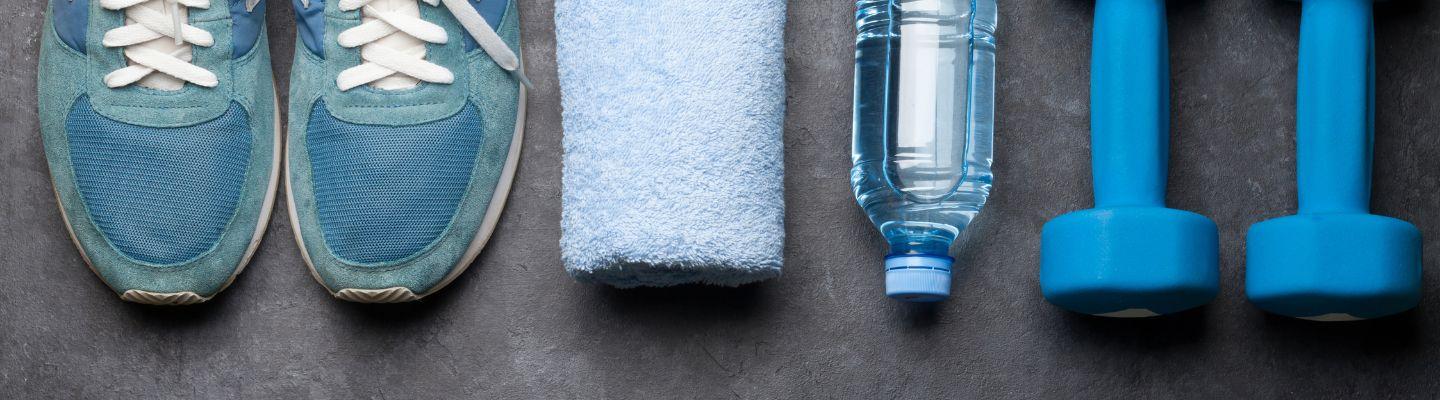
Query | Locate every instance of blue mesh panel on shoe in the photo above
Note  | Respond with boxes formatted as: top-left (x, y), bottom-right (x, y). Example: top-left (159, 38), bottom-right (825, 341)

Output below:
top-left (66, 97), bottom-right (253, 265)
top-left (306, 101), bottom-right (484, 265)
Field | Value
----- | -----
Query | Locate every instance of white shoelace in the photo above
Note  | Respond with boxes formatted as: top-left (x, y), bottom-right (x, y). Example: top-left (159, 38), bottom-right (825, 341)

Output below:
top-left (323, 0), bottom-right (532, 91)
top-left (100, 0), bottom-right (219, 89)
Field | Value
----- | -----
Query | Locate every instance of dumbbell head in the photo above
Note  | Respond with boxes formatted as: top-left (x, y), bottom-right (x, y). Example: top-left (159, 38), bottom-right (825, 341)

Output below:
top-left (1041, 206), bottom-right (1219, 317)
top-left (1247, 213), bottom-right (1420, 321)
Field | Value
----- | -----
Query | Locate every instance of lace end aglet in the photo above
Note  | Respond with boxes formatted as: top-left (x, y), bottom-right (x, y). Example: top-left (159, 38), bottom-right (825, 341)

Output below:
top-left (510, 69), bottom-right (535, 91)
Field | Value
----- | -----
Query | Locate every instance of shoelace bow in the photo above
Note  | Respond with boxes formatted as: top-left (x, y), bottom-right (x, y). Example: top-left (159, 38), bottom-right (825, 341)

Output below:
top-left (324, 0), bottom-right (533, 91)
top-left (100, 0), bottom-right (218, 88)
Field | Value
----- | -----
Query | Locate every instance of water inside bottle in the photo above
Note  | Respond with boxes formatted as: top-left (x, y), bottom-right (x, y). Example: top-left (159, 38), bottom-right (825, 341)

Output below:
top-left (852, 0), bottom-right (996, 256)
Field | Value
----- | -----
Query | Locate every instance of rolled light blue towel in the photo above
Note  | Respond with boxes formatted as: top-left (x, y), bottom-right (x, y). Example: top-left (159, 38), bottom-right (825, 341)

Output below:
top-left (556, 0), bottom-right (787, 288)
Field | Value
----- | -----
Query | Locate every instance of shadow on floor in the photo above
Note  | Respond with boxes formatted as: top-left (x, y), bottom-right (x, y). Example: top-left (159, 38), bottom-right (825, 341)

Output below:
top-left (1254, 308), bottom-right (1422, 357)
top-left (1056, 306), bottom-right (1211, 350)
top-left (118, 293), bottom-right (235, 328)
top-left (596, 283), bottom-right (772, 323)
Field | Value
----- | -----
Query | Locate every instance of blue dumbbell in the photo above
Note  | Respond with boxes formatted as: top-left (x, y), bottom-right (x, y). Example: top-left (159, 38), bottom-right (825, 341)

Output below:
top-left (1246, 0), bottom-right (1421, 321)
top-left (1040, 0), bottom-right (1219, 318)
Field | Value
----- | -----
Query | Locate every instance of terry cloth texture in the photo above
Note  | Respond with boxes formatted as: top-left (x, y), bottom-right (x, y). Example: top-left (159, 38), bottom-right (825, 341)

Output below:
top-left (555, 1), bottom-right (788, 288)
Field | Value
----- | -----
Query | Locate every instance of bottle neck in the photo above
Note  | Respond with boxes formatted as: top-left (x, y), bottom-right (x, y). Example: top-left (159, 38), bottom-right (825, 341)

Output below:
top-left (886, 235), bottom-right (954, 257)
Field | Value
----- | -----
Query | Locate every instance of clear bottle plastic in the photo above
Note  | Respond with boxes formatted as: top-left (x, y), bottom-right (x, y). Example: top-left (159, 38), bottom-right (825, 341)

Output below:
top-left (851, 0), bottom-right (996, 301)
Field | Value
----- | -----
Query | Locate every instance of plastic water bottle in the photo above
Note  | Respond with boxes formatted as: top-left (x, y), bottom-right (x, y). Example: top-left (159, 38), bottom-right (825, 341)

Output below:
top-left (851, 0), bottom-right (997, 302)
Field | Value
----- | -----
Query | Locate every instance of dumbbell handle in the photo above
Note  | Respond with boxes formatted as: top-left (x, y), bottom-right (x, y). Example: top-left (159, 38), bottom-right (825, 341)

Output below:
top-left (1091, 0), bottom-right (1169, 208)
top-left (1298, 0), bottom-right (1374, 214)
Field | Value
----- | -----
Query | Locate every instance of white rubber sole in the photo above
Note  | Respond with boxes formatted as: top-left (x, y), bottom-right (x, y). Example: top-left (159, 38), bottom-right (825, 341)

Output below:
top-left (54, 97), bottom-right (283, 306)
top-left (1300, 313), bottom-right (1364, 322)
top-left (1094, 308), bottom-right (1162, 318)
top-left (288, 86), bottom-right (528, 303)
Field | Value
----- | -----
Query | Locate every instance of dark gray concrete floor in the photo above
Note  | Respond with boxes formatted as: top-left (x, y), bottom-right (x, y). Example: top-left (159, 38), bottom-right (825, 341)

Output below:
top-left (4, 0), bottom-right (1440, 398)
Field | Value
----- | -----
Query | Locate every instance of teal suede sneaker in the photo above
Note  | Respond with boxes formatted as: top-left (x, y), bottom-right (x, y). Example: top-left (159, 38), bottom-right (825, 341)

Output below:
top-left (37, 0), bottom-right (279, 305)
top-left (285, 0), bottom-right (528, 303)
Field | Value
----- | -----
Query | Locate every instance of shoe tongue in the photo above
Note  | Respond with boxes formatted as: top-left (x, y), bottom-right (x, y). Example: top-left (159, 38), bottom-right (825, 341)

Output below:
top-left (367, 0), bottom-right (428, 91)
top-left (130, 0), bottom-right (190, 91)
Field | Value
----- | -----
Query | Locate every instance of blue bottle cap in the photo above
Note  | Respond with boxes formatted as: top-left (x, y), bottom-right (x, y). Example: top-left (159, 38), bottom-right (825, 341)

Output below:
top-left (885, 255), bottom-right (953, 302)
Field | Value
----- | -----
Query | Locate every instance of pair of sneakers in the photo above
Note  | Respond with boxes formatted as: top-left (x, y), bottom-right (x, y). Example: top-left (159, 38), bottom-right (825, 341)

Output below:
top-left (37, 0), bottom-right (528, 304)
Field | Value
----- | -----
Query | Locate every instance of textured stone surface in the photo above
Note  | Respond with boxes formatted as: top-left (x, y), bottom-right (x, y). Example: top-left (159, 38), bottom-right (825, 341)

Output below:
top-left (4, 0), bottom-right (1440, 398)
